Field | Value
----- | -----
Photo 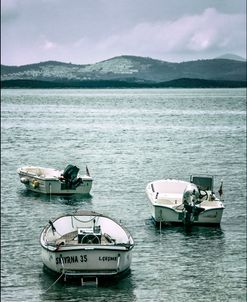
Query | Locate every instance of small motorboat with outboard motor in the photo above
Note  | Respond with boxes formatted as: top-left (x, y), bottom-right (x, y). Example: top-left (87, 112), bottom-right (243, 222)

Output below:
top-left (146, 175), bottom-right (224, 226)
top-left (17, 164), bottom-right (93, 195)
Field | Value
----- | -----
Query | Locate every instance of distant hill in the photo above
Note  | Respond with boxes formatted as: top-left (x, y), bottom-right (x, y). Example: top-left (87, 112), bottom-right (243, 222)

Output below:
top-left (1, 55), bottom-right (246, 88)
top-left (215, 53), bottom-right (246, 61)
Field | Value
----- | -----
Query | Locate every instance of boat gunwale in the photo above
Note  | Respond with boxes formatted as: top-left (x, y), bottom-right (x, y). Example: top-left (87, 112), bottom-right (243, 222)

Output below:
top-left (40, 212), bottom-right (134, 251)
top-left (41, 244), bottom-right (134, 252)
top-left (147, 193), bottom-right (225, 210)
top-left (152, 203), bottom-right (224, 212)
top-left (18, 170), bottom-right (93, 182)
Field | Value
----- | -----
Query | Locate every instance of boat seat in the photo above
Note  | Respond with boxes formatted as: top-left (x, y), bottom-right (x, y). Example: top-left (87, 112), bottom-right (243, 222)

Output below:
top-left (200, 200), bottom-right (221, 208)
top-left (156, 198), bottom-right (174, 205)
top-left (55, 231), bottom-right (117, 246)
top-left (56, 230), bottom-right (78, 245)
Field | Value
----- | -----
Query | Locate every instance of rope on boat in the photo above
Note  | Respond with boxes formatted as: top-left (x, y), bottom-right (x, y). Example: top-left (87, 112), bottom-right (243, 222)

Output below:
top-left (49, 183), bottom-right (52, 202)
top-left (44, 271), bottom-right (64, 293)
top-left (72, 215), bottom-right (98, 223)
top-left (44, 257), bottom-right (65, 293)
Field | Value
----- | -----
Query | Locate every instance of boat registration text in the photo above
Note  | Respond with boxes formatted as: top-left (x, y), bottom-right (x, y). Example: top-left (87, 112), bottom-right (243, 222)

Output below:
top-left (56, 254), bottom-right (117, 264)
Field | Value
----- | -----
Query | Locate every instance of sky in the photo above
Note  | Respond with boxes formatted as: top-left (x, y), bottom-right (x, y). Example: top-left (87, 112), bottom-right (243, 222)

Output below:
top-left (1, 0), bottom-right (246, 66)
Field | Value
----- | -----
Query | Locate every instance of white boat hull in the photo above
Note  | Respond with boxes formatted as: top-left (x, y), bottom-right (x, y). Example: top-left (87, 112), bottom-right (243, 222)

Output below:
top-left (149, 202), bottom-right (224, 225)
top-left (17, 166), bottom-right (93, 195)
top-left (41, 246), bottom-right (132, 277)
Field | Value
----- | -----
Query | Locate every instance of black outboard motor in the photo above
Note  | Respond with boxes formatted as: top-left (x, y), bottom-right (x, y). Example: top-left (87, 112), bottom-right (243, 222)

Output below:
top-left (62, 165), bottom-right (79, 181)
top-left (61, 165), bottom-right (81, 188)
top-left (71, 177), bottom-right (83, 188)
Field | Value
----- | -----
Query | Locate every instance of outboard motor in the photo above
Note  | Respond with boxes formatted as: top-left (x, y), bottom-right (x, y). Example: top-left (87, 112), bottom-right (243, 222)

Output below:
top-left (71, 177), bottom-right (83, 188)
top-left (182, 184), bottom-right (204, 225)
top-left (61, 165), bottom-right (80, 188)
top-left (62, 165), bottom-right (79, 180)
top-left (183, 183), bottom-right (199, 205)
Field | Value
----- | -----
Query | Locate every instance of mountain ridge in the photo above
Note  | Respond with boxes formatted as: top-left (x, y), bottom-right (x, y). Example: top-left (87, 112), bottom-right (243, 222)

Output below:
top-left (1, 55), bottom-right (246, 87)
top-left (215, 53), bottom-right (246, 61)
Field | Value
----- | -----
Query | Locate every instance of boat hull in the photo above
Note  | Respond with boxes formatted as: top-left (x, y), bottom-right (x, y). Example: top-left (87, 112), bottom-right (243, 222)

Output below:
top-left (150, 203), bottom-right (224, 225)
top-left (17, 168), bottom-right (92, 195)
top-left (41, 246), bottom-right (132, 278)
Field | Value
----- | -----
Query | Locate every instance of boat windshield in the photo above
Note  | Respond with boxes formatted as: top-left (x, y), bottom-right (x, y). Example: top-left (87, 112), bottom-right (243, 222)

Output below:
top-left (190, 175), bottom-right (213, 191)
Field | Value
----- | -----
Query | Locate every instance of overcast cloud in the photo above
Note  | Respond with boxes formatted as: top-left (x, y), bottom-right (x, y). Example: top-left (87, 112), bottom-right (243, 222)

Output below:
top-left (1, 0), bottom-right (246, 65)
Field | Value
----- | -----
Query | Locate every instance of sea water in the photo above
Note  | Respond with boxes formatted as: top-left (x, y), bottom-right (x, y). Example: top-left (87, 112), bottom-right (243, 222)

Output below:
top-left (1, 88), bottom-right (246, 301)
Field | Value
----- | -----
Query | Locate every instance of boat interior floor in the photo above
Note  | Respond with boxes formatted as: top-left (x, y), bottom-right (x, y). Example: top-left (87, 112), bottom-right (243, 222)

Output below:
top-left (55, 230), bottom-right (116, 246)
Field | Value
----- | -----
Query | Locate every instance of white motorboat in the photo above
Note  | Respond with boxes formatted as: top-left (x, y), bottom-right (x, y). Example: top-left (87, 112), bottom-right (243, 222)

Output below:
top-left (146, 175), bottom-right (224, 226)
top-left (40, 211), bottom-right (134, 283)
top-left (17, 164), bottom-right (93, 195)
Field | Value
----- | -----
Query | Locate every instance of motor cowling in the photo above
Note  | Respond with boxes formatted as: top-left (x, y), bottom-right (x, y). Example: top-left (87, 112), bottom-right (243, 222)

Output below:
top-left (60, 165), bottom-right (82, 189)
top-left (182, 184), bottom-right (204, 225)
top-left (182, 183), bottom-right (199, 206)
top-left (62, 164), bottom-right (79, 181)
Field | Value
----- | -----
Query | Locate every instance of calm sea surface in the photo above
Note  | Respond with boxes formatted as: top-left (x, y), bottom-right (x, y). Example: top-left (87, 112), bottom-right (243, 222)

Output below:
top-left (1, 88), bottom-right (246, 302)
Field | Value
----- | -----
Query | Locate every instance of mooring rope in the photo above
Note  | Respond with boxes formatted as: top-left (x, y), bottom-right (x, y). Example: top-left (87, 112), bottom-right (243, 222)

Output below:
top-left (44, 271), bottom-right (64, 293)
top-left (49, 183), bottom-right (51, 202)
top-left (44, 257), bottom-right (65, 293)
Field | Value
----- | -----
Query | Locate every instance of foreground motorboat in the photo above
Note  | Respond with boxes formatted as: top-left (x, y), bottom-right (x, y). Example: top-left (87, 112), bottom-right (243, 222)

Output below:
top-left (40, 211), bottom-right (134, 283)
top-left (17, 164), bottom-right (93, 195)
top-left (146, 175), bottom-right (224, 226)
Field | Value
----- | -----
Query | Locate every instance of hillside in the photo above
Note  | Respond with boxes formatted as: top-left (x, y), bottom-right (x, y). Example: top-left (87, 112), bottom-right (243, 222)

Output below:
top-left (1, 55), bottom-right (246, 88)
top-left (215, 54), bottom-right (246, 61)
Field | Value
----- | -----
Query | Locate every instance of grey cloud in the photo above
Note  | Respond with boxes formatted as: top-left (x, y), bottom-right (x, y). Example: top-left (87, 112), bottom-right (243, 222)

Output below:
top-left (93, 8), bottom-right (246, 61)
top-left (1, 0), bottom-right (246, 65)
